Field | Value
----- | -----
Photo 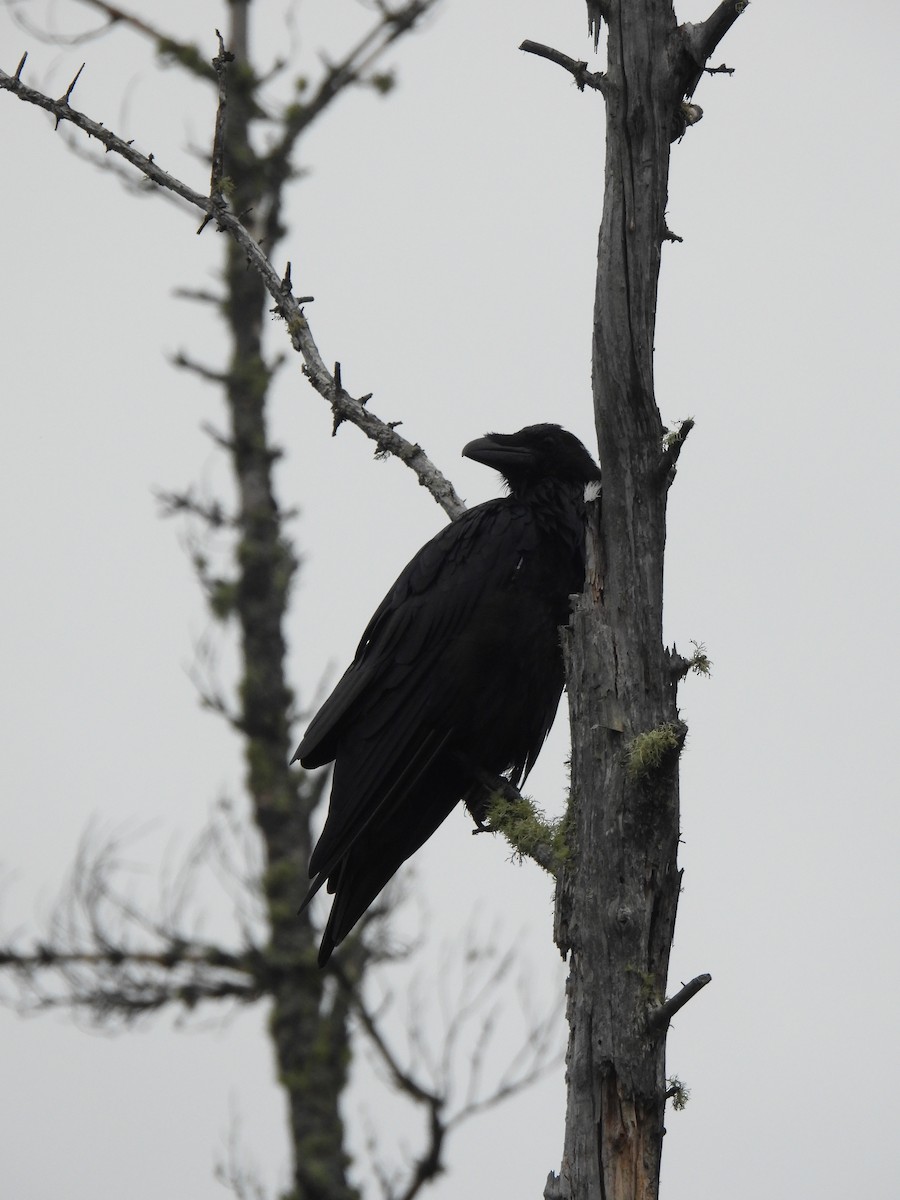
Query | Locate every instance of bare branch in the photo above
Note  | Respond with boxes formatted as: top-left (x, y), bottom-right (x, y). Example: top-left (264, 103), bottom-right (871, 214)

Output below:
top-left (519, 40), bottom-right (607, 94)
top-left (199, 420), bottom-right (235, 453)
top-left (0, 64), bottom-right (209, 196)
top-left (73, 0), bottom-right (173, 41)
top-left (251, 1), bottom-right (444, 272)
top-left (0, 817), bottom-right (280, 1023)
top-left (188, 663), bottom-right (244, 728)
top-left (68, 133), bottom-right (184, 197)
top-left (273, 0), bottom-right (442, 152)
top-left (681, 1), bottom-right (750, 96)
top-left (173, 286), bottom-right (224, 307)
top-left (171, 350), bottom-right (230, 386)
top-left (0, 54), bottom-right (465, 519)
top-left (704, 62), bottom-right (736, 78)
top-left (11, 0), bottom-right (213, 77)
top-left (338, 932), bottom-right (563, 1200)
top-left (341, 976), bottom-right (440, 1107)
top-left (214, 1108), bottom-right (270, 1200)
top-left (154, 487), bottom-right (235, 529)
top-left (648, 973), bottom-right (712, 1029)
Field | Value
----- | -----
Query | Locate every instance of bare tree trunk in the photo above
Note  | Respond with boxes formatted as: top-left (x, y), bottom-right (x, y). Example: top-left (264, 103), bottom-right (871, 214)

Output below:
top-left (552, 3), bottom-right (745, 1197)
top-left (220, 9), bottom-right (358, 1199)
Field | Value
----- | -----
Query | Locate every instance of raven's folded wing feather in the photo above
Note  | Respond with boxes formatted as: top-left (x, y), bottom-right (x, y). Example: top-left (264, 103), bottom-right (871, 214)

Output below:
top-left (294, 500), bottom-right (538, 881)
top-left (294, 500), bottom-right (527, 766)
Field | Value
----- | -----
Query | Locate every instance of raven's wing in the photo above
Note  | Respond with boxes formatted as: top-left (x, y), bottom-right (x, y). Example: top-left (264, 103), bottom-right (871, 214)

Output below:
top-left (295, 499), bottom-right (525, 764)
top-left (294, 498), bottom-right (541, 881)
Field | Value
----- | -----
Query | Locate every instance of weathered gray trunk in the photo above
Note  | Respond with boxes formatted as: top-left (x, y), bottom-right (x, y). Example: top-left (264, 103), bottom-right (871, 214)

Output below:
top-left (551, 2), bottom-right (745, 1197)
top-left (224, 9), bottom-right (358, 1199)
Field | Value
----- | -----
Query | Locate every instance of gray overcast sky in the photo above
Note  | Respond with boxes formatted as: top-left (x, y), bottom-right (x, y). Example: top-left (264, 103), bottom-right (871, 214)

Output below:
top-left (2, 1), bottom-right (898, 1197)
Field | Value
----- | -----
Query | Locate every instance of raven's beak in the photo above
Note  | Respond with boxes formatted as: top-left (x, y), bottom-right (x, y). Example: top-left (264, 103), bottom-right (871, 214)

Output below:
top-left (462, 435), bottom-right (534, 471)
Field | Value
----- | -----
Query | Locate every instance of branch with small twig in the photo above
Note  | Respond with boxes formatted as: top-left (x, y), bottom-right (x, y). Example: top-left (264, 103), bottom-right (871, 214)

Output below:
top-left (0, 46), bottom-right (465, 519)
top-left (171, 350), bottom-right (230, 386)
top-left (214, 1110), bottom-right (270, 1200)
top-left (648, 973), bottom-right (712, 1029)
top-left (0, 821), bottom-right (273, 1021)
top-left (681, 0), bottom-right (750, 96)
top-left (519, 39), bottom-right (607, 94)
top-left (248, 0), bottom-right (443, 258)
top-left (333, 934), bottom-right (562, 1200)
top-left (11, 0), bottom-right (215, 79)
top-left (154, 486), bottom-right (235, 528)
top-left (173, 286), bottom-right (224, 307)
top-left (275, 0), bottom-right (441, 149)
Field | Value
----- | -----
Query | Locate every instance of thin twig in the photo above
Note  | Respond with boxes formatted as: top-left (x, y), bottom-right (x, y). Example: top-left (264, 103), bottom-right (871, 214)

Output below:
top-left (57, 61), bottom-right (85, 109)
top-left (171, 351), bottom-right (230, 385)
top-left (12, 0), bottom-right (212, 77)
top-left (173, 287), bottom-right (224, 307)
top-left (334, 933), bottom-right (562, 1200)
top-left (273, 0), bottom-right (440, 150)
top-left (154, 486), bottom-right (234, 528)
top-left (0, 812), bottom-right (291, 1022)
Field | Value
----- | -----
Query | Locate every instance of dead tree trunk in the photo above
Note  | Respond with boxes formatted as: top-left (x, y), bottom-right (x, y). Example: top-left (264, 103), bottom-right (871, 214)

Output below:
top-left (550, 3), bottom-right (746, 1197)
top-left (218, 10), bottom-right (359, 1199)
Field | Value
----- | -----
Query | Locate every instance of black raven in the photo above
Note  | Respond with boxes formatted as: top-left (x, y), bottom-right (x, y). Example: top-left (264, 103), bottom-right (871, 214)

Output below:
top-left (293, 423), bottom-right (601, 965)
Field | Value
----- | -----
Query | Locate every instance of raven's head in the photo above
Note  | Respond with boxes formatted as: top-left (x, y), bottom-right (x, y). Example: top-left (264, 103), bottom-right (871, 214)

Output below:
top-left (462, 424), bottom-right (601, 497)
